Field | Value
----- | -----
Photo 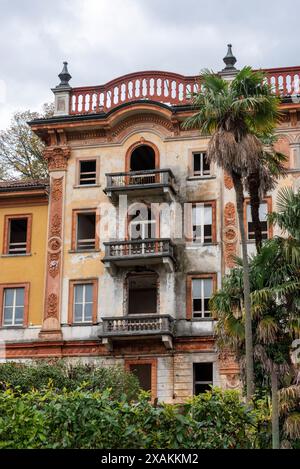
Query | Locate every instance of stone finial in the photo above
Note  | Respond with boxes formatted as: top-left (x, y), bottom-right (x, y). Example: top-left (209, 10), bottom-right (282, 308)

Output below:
top-left (57, 61), bottom-right (72, 88)
top-left (223, 44), bottom-right (237, 71)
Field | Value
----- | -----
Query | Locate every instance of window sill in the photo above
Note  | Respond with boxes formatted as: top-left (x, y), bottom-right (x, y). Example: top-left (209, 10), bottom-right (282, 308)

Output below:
top-left (186, 176), bottom-right (216, 181)
top-left (191, 318), bottom-right (215, 322)
top-left (0, 326), bottom-right (26, 330)
top-left (68, 249), bottom-right (101, 254)
top-left (1, 253), bottom-right (31, 258)
top-left (62, 323), bottom-right (99, 327)
top-left (186, 242), bottom-right (218, 248)
top-left (73, 184), bottom-right (101, 189)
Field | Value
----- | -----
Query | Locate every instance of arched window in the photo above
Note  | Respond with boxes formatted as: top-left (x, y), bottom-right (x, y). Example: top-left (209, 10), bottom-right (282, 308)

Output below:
top-left (128, 205), bottom-right (158, 240)
top-left (130, 144), bottom-right (156, 171)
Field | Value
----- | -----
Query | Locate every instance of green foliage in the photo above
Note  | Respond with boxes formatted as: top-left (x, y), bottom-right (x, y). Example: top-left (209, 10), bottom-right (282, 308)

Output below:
top-left (0, 361), bottom-right (140, 401)
top-left (0, 387), bottom-right (265, 449)
top-left (0, 103), bottom-right (53, 180)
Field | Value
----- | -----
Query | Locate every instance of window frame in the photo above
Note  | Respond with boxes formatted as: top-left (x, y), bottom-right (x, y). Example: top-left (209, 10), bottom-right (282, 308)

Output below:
top-left (68, 279), bottom-right (98, 325)
top-left (125, 358), bottom-right (157, 400)
top-left (188, 201), bottom-right (216, 244)
top-left (186, 273), bottom-right (217, 320)
top-left (3, 214), bottom-right (32, 256)
top-left (75, 157), bottom-right (99, 187)
top-left (193, 362), bottom-right (214, 395)
top-left (71, 209), bottom-right (100, 252)
top-left (0, 283), bottom-right (30, 328)
top-left (192, 151), bottom-right (210, 177)
top-left (244, 197), bottom-right (273, 242)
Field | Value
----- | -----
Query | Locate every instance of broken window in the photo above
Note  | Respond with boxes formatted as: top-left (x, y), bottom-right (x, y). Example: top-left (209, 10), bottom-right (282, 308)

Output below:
top-left (130, 145), bottom-right (155, 171)
top-left (193, 363), bottom-right (213, 395)
top-left (8, 218), bottom-right (28, 254)
top-left (79, 160), bottom-right (97, 186)
top-left (129, 207), bottom-right (157, 240)
top-left (128, 273), bottom-right (158, 315)
top-left (76, 212), bottom-right (96, 250)
top-left (129, 364), bottom-right (152, 392)
top-left (192, 204), bottom-right (213, 243)
top-left (193, 152), bottom-right (210, 177)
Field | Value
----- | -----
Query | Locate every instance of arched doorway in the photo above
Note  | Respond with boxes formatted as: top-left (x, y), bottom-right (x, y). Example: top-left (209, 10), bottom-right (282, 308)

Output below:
top-left (130, 145), bottom-right (156, 171)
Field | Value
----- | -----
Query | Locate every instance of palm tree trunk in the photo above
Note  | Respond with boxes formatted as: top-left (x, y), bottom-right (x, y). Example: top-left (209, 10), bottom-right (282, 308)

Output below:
top-left (248, 171), bottom-right (262, 252)
top-left (232, 172), bottom-right (255, 402)
top-left (271, 369), bottom-right (280, 449)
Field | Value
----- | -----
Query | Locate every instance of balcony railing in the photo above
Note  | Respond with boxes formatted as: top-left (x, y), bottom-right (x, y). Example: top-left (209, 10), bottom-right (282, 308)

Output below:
top-left (105, 168), bottom-right (176, 193)
top-left (99, 314), bottom-right (175, 338)
top-left (103, 238), bottom-right (175, 260)
top-left (69, 68), bottom-right (300, 116)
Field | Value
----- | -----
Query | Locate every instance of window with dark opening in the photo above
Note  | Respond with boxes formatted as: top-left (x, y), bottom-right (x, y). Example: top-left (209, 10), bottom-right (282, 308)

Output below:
top-left (193, 152), bottom-right (210, 177)
top-left (130, 145), bottom-right (155, 171)
top-left (76, 213), bottom-right (96, 250)
top-left (79, 160), bottom-right (97, 186)
top-left (129, 207), bottom-right (156, 240)
top-left (194, 363), bottom-right (213, 395)
top-left (8, 218), bottom-right (28, 254)
top-left (128, 274), bottom-right (158, 315)
top-left (247, 202), bottom-right (269, 241)
top-left (129, 364), bottom-right (152, 392)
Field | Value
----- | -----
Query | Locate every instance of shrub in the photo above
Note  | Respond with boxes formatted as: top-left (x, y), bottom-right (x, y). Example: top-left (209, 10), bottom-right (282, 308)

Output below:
top-left (0, 387), bottom-right (264, 449)
top-left (0, 361), bottom-right (140, 401)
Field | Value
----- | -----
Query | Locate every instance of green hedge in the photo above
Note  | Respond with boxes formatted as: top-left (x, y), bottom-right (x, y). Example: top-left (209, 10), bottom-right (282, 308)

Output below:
top-left (0, 361), bottom-right (140, 401)
top-left (0, 387), bottom-right (261, 449)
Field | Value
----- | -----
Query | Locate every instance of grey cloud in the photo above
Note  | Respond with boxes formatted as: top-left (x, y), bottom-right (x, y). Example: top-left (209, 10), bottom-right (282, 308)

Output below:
top-left (0, 0), bottom-right (299, 129)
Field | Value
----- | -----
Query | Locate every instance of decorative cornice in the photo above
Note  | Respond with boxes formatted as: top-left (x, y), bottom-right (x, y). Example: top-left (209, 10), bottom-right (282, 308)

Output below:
top-left (111, 113), bottom-right (174, 138)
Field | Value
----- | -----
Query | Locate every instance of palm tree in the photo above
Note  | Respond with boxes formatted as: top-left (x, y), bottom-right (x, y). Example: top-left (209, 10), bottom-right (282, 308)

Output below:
top-left (210, 188), bottom-right (300, 448)
top-left (184, 67), bottom-right (282, 401)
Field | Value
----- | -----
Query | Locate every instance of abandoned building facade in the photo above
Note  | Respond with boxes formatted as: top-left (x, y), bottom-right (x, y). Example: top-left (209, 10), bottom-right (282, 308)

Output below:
top-left (0, 47), bottom-right (300, 402)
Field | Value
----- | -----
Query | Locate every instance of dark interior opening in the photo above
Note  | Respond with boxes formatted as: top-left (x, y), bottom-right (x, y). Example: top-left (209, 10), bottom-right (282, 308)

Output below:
top-left (129, 364), bottom-right (152, 392)
top-left (77, 213), bottom-right (96, 250)
top-left (79, 160), bottom-right (97, 185)
top-left (128, 273), bottom-right (158, 314)
top-left (130, 145), bottom-right (155, 171)
top-left (9, 219), bottom-right (28, 254)
top-left (193, 363), bottom-right (213, 395)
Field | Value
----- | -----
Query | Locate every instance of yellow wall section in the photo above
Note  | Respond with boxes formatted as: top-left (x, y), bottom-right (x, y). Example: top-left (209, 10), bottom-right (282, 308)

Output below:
top-left (0, 204), bottom-right (48, 326)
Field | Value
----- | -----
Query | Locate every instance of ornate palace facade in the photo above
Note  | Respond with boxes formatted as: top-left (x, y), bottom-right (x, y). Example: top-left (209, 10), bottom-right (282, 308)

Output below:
top-left (0, 46), bottom-right (299, 402)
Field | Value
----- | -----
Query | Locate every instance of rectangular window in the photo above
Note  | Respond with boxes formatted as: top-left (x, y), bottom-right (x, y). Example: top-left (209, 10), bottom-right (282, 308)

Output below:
top-left (125, 359), bottom-right (157, 400)
top-left (76, 212), bottom-right (96, 250)
top-left (194, 363), bottom-right (213, 395)
top-left (79, 160), bottom-right (97, 186)
top-left (192, 203), bottom-right (213, 243)
top-left (1, 286), bottom-right (28, 327)
top-left (192, 277), bottom-right (213, 318)
top-left (4, 215), bottom-right (32, 255)
top-left (73, 283), bottom-right (93, 323)
top-left (193, 152), bottom-right (210, 177)
top-left (246, 202), bottom-right (269, 241)
top-left (68, 279), bottom-right (98, 324)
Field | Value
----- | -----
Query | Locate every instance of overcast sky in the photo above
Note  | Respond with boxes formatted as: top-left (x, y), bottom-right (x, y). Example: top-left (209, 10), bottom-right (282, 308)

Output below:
top-left (0, 0), bottom-right (299, 129)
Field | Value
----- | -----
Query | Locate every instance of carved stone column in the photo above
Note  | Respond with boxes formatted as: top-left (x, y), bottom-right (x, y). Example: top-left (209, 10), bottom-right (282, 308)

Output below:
top-left (39, 146), bottom-right (70, 340)
top-left (218, 351), bottom-right (241, 391)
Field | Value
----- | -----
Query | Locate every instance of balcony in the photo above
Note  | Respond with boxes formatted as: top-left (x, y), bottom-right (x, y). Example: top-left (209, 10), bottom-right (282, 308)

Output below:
top-left (102, 238), bottom-right (176, 272)
top-left (99, 314), bottom-right (175, 350)
top-left (104, 169), bottom-right (176, 201)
